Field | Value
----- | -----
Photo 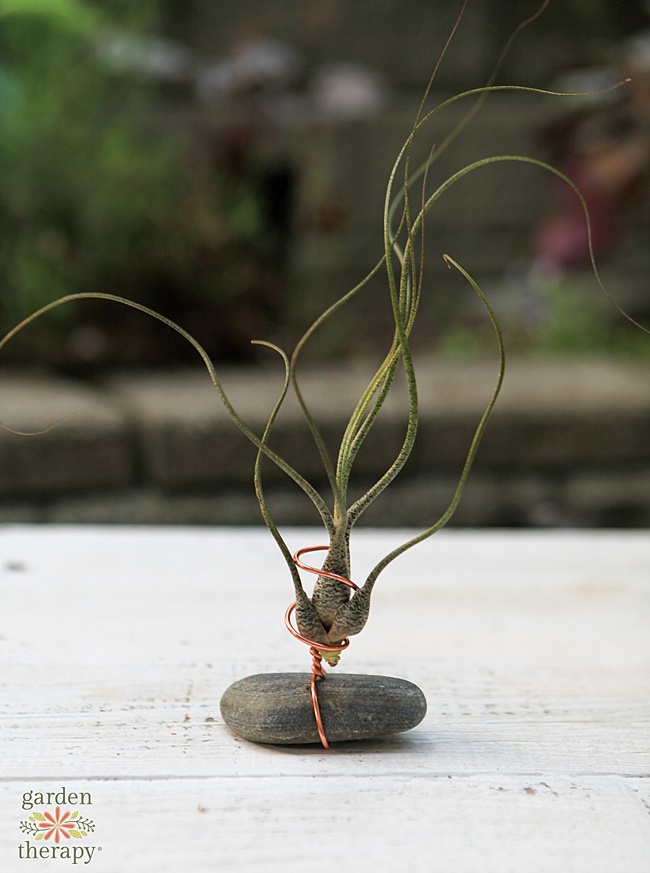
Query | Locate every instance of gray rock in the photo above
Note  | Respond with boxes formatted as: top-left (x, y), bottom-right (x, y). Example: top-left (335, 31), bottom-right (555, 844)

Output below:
top-left (220, 672), bottom-right (427, 745)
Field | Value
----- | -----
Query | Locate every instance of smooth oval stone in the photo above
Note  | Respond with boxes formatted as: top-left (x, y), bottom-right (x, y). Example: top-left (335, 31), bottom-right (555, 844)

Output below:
top-left (220, 672), bottom-right (427, 745)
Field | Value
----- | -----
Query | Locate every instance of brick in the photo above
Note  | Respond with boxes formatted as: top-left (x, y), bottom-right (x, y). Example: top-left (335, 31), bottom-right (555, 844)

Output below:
top-left (0, 375), bottom-right (134, 497)
top-left (2, 358), bottom-right (649, 528)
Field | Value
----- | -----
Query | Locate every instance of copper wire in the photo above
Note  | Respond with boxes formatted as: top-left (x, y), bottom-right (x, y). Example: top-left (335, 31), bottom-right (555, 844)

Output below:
top-left (285, 545), bottom-right (359, 749)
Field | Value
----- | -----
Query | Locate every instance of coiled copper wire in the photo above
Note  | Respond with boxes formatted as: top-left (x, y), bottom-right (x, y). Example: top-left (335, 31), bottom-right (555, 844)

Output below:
top-left (285, 545), bottom-right (359, 749)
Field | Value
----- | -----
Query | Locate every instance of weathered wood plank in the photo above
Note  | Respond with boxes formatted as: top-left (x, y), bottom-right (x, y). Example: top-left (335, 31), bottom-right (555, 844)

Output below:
top-left (2, 776), bottom-right (650, 873)
top-left (1, 659), bottom-right (648, 777)
top-left (1, 527), bottom-right (648, 666)
top-left (1, 526), bottom-right (648, 872)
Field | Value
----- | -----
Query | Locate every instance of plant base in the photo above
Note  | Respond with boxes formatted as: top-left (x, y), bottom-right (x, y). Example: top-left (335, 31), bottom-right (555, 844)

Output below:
top-left (220, 672), bottom-right (427, 745)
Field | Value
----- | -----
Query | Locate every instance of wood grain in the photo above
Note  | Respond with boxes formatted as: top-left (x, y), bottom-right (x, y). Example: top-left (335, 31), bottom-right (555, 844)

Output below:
top-left (1, 526), bottom-right (649, 871)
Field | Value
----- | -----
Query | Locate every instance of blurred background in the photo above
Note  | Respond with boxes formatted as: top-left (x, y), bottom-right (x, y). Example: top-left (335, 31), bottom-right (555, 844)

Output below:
top-left (0, 0), bottom-right (649, 529)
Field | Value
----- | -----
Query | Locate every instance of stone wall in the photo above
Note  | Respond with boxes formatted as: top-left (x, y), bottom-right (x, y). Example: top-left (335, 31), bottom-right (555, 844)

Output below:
top-left (2, 357), bottom-right (649, 528)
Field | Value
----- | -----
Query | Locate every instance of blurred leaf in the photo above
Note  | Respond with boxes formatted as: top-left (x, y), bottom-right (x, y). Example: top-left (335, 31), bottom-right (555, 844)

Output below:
top-left (0, 0), bottom-right (99, 33)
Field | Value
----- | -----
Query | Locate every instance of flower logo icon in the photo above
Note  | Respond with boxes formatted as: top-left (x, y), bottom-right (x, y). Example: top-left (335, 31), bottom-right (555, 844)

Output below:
top-left (38, 807), bottom-right (76, 843)
top-left (19, 807), bottom-right (95, 841)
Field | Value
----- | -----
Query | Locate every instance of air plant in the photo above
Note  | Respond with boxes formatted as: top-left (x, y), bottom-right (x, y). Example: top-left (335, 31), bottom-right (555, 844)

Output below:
top-left (1, 1), bottom-right (645, 671)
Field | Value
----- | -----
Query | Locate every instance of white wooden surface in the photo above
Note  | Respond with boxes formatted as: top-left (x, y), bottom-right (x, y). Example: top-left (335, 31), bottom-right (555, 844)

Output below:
top-left (1, 525), bottom-right (649, 872)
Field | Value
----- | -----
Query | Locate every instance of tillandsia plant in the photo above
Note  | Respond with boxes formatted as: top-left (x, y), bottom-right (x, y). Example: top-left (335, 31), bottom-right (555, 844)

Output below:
top-left (1, 2), bottom-right (647, 668)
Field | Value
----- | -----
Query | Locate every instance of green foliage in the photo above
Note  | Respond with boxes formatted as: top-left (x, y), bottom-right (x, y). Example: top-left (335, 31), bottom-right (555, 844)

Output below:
top-left (440, 272), bottom-right (650, 360)
top-left (0, 2), bottom-right (175, 323)
top-left (0, 0), bottom-right (99, 33)
top-left (0, 0), bottom-right (275, 362)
